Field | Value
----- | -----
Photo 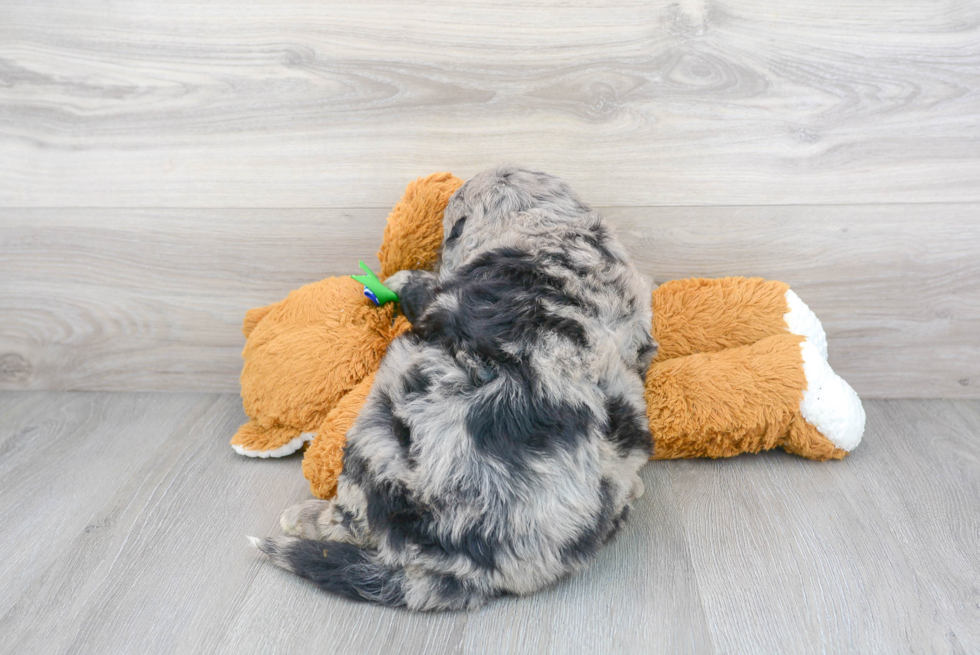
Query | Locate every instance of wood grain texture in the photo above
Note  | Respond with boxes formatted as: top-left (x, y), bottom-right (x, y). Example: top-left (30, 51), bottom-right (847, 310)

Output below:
top-left (0, 208), bottom-right (386, 392)
top-left (1, 1), bottom-right (979, 207)
top-left (667, 399), bottom-right (980, 652)
top-left (2, 205), bottom-right (978, 397)
top-left (0, 391), bottom-right (297, 654)
top-left (669, 448), bottom-right (942, 652)
top-left (856, 400), bottom-right (980, 652)
top-left (0, 392), bottom-right (214, 624)
top-left (1, 393), bottom-right (978, 653)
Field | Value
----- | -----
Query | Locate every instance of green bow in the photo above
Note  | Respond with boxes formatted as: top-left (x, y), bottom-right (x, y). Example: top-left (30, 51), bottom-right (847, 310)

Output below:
top-left (351, 261), bottom-right (399, 306)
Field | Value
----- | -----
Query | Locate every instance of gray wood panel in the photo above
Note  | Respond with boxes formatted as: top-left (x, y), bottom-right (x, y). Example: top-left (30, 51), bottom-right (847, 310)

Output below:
top-left (1, 1), bottom-right (978, 207)
top-left (3, 205), bottom-right (978, 397)
top-left (0, 208), bottom-right (386, 392)
top-left (1, 392), bottom-right (978, 653)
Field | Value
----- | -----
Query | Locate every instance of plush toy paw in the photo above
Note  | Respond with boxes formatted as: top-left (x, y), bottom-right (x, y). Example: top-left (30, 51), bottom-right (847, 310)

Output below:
top-left (303, 372), bottom-right (378, 499)
top-left (647, 331), bottom-right (864, 461)
top-left (797, 340), bottom-right (865, 452)
top-left (784, 289), bottom-right (829, 359)
top-left (231, 421), bottom-right (314, 458)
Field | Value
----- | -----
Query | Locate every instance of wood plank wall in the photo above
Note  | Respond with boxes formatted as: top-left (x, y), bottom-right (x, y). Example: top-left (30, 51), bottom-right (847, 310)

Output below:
top-left (1, 1), bottom-right (978, 397)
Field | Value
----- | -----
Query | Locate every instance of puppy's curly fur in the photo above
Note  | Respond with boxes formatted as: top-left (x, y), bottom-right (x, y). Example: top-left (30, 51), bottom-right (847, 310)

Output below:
top-left (254, 166), bottom-right (656, 610)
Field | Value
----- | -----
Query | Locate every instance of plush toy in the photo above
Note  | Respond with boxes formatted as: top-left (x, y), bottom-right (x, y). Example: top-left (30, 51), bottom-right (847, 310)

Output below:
top-left (232, 173), bottom-right (865, 499)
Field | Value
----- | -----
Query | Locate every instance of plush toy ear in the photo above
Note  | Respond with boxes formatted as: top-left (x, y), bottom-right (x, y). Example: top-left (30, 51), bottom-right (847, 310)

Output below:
top-left (242, 300), bottom-right (281, 338)
top-left (377, 172), bottom-right (464, 279)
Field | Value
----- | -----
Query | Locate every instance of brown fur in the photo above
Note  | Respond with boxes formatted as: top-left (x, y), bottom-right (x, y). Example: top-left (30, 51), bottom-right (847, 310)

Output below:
top-left (652, 277), bottom-right (792, 361)
top-left (648, 332), bottom-right (845, 460)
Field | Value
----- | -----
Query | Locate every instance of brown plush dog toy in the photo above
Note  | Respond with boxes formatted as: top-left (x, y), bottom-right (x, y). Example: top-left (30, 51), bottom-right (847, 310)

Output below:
top-left (232, 173), bottom-right (865, 499)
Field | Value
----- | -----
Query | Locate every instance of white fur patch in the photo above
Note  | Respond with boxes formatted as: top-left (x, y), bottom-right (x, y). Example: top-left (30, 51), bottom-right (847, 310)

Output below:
top-left (784, 289), bottom-right (828, 359)
top-left (232, 431), bottom-right (315, 458)
top-left (799, 341), bottom-right (865, 451)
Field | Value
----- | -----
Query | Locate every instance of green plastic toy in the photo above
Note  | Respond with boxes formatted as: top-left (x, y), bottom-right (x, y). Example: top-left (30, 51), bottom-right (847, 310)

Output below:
top-left (351, 261), bottom-right (399, 306)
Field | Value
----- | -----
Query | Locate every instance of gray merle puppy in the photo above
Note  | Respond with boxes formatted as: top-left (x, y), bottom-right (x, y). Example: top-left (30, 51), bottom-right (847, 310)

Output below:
top-left (251, 166), bottom-right (656, 610)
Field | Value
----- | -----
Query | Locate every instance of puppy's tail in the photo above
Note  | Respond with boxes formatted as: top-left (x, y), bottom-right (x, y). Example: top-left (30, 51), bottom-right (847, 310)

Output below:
top-left (250, 536), bottom-right (488, 611)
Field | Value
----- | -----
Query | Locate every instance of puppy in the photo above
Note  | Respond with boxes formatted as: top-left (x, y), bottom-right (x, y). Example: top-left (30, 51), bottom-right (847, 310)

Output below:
top-left (252, 166), bottom-right (656, 610)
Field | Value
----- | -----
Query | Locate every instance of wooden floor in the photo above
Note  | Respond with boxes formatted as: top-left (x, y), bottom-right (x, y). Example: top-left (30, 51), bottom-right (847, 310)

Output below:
top-left (1, 391), bottom-right (978, 654)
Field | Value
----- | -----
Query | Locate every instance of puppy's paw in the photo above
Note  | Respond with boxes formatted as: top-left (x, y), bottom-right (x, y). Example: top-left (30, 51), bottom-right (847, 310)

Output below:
top-left (383, 269), bottom-right (414, 296)
top-left (630, 477), bottom-right (645, 500)
top-left (280, 499), bottom-right (331, 539)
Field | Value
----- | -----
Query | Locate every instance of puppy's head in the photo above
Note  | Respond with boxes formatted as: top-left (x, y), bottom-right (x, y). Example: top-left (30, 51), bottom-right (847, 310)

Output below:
top-left (439, 166), bottom-right (589, 272)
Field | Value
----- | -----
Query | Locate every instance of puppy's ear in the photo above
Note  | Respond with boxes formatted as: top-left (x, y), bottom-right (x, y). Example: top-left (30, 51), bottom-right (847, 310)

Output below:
top-left (446, 216), bottom-right (467, 244)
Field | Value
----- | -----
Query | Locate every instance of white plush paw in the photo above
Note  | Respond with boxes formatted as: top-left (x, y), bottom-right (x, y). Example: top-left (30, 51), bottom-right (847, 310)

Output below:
top-left (784, 290), bottom-right (828, 359)
top-left (799, 340), bottom-right (866, 451)
top-left (231, 432), bottom-right (314, 458)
